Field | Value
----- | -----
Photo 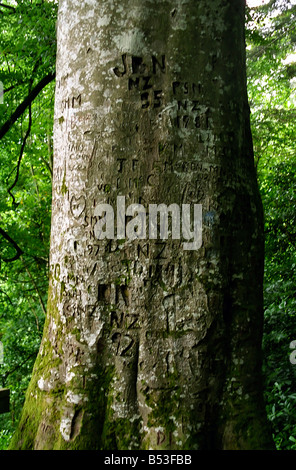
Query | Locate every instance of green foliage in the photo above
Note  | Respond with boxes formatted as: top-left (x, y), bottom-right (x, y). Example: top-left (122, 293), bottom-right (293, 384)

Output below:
top-left (0, 0), bottom-right (57, 449)
top-left (246, 0), bottom-right (296, 450)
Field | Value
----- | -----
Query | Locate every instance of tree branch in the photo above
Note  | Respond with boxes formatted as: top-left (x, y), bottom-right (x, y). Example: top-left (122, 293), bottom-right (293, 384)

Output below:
top-left (0, 72), bottom-right (55, 141)
top-left (0, 227), bottom-right (24, 262)
top-left (0, 288), bottom-right (15, 306)
top-left (0, 3), bottom-right (16, 12)
top-left (8, 102), bottom-right (32, 205)
top-left (4, 81), bottom-right (26, 94)
top-left (2, 352), bottom-right (37, 384)
top-left (21, 256), bottom-right (47, 316)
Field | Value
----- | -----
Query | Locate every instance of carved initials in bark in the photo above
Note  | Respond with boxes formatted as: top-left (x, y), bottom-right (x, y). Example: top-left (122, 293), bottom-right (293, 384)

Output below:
top-left (70, 195), bottom-right (86, 219)
top-left (111, 332), bottom-right (135, 357)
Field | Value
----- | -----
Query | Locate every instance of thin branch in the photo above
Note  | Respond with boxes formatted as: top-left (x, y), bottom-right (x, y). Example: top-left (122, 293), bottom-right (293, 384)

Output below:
top-left (4, 85), bottom-right (17, 93)
top-left (0, 227), bottom-right (24, 262)
top-left (2, 352), bottom-right (37, 383)
top-left (29, 163), bottom-right (40, 197)
top-left (0, 288), bottom-right (15, 307)
top-left (0, 3), bottom-right (16, 12)
top-left (23, 293), bottom-right (41, 332)
top-left (8, 102), bottom-right (32, 205)
top-left (0, 72), bottom-right (55, 141)
top-left (3, 81), bottom-right (26, 94)
top-left (39, 154), bottom-right (53, 177)
top-left (21, 256), bottom-right (47, 316)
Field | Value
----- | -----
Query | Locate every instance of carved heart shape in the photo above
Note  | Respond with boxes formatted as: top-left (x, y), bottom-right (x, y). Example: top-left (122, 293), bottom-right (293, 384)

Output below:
top-left (70, 195), bottom-right (86, 219)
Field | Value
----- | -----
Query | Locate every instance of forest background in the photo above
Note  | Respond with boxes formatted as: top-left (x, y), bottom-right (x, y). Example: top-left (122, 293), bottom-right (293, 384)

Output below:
top-left (0, 0), bottom-right (295, 450)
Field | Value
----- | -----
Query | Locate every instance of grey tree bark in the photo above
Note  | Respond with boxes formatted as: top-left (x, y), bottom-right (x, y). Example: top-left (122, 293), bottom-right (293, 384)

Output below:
top-left (11, 0), bottom-right (274, 450)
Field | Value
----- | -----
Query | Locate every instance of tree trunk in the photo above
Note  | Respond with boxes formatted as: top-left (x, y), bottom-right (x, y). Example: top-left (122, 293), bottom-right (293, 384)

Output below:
top-left (10, 0), bottom-right (274, 450)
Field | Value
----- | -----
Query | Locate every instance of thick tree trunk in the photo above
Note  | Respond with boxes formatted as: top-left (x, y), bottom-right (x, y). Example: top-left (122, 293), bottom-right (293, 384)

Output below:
top-left (11, 0), bottom-right (274, 450)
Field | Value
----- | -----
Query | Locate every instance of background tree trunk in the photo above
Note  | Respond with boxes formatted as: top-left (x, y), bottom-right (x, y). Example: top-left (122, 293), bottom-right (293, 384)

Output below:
top-left (10, 0), bottom-right (274, 450)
